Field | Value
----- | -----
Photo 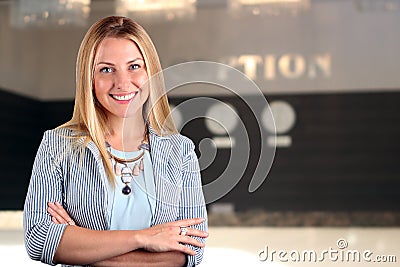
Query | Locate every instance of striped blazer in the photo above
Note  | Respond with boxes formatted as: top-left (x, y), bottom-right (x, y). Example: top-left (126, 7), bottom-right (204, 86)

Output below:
top-left (23, 127), bottom-right (207, 267)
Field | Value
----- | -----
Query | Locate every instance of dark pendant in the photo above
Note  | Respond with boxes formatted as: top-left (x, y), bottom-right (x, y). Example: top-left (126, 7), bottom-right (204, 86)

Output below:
top-left (122, 185), bottom-right (132, 195)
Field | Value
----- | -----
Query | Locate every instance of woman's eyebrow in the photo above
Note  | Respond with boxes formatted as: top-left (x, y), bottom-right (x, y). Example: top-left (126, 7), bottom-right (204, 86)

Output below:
top-left (96, 61), bottom-right (115, 66)
top-left (96, 58), bottom-right (143, 66)
top-left (127, 58), bottom-right (144, 64)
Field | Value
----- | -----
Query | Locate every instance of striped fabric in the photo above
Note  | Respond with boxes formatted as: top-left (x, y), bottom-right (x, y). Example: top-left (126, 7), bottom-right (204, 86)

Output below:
top-left (23, 127), bottom-right (208, 267)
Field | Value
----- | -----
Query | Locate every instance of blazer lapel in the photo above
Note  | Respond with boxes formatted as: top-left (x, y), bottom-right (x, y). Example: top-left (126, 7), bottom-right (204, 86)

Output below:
top-left (85, 140), bottom-right (110, 230)
top-left (149, 133), bottom-right (181, 225)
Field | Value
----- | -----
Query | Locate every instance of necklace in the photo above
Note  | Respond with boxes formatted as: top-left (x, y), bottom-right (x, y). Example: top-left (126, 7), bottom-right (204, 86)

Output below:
top-left (107, 131), bottom-right (150, 195)
top-left (109, 151), bottom-right (145, 195)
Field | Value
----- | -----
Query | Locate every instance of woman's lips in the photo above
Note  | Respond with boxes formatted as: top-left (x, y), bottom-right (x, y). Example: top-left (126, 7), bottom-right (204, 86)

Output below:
top-left (110, 92), bottom-right (137, 101)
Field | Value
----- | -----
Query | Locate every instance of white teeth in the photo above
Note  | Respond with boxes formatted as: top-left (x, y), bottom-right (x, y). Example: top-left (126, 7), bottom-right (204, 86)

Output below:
top-left (112, 92), bottom-right (136, 101)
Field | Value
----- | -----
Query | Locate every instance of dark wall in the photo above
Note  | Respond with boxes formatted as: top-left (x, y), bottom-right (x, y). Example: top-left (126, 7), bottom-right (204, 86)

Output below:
top-left (0, 90), bottom-right (73, 210)
top-left (0, 90), bottom-right (41, 209)
top-left (174, 92), bottom-right (400, 211)
top-left (1, 89), bottom-right (399, 211)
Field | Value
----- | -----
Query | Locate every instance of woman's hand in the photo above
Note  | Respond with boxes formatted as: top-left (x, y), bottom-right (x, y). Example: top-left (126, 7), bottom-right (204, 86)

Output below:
top-left (140, 218), bottom-right (208, 255)
top-left (47, 202), bottom-right (76, 225)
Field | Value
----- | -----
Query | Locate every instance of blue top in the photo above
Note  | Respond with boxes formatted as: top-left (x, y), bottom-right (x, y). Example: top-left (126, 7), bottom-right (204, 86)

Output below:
top-left (106, 147), bottom-right (156, 230)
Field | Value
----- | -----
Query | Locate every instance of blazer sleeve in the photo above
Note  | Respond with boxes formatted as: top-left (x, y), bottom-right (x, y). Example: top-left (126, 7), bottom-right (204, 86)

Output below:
top-left (23, 131), bottom-right (67, 265)
top-left (179, 139), bottom-right (208, 266)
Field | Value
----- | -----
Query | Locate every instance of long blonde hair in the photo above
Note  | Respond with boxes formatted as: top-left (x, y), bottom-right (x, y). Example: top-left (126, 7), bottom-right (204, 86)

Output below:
top-left (60, 16), bottom-right (177, 183)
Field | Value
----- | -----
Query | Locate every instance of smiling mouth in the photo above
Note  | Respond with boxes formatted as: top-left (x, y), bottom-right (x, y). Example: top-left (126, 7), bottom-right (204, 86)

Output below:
top-left (111, 92), bottom-right (137, 101)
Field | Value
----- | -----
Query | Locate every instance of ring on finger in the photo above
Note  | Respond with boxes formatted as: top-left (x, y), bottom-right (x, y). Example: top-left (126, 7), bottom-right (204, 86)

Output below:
top-left (179, 226), bottom-right (187, 236)
top-left (67, 220), bottom-right (75, 226)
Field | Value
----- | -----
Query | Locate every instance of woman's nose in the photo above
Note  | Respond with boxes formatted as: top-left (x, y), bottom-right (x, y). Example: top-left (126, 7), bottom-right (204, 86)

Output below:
top-left (115, 71), bottom-right (131, 90)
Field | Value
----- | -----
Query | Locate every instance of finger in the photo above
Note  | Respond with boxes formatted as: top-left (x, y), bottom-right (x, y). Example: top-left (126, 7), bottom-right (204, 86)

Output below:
top-left (186, 227), bottom-right (209, 238)
top-left (159, 225), bottom-right (208, 238)
top-left (51, 215), bottom-right (64, 225)
top-left (48, 206), bottom-right (67, 224)
top-left (175, 243), bottom-right (196, 256)
top-left (54, 202), bottom-right (74, 222)
top-left (178, 236), bottom-right (206, 249)
top-left (178, 244), bottom-right (196, 256)
top-left (48, 202), bottom-right (63, 217)
top-left (52, 217), bottom-right (59, 224)
top-left (169, 218), bottom-right (206, 227)
top-left (47, 206), bottom-right (57, 218)
top-left (50, 202), bottom-right (73, 223)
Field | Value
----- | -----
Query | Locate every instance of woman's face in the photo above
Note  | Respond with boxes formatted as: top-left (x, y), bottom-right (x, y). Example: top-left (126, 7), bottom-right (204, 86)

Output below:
top-left (93, 37), bottom-right (149, 119)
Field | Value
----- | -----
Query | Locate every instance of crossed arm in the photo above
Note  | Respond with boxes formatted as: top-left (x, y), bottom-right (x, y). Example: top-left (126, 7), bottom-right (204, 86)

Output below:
top-left (48, 202), bottom-right (208, 266)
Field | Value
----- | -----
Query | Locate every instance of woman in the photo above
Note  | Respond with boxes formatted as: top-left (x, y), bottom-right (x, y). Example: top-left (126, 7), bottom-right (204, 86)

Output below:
top-left (23, 16), bottom-right (208, 267)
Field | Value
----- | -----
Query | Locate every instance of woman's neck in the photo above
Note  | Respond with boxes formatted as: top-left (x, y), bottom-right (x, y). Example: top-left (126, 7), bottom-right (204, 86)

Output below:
top-left (106, 114), bottom-right (146, 152)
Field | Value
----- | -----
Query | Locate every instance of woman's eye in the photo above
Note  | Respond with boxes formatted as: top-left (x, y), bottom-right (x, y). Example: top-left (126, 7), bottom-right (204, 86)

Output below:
top-left (100, 67), bottom-right (113, 73)
top-left (129, 64), bottom-right (141, 70)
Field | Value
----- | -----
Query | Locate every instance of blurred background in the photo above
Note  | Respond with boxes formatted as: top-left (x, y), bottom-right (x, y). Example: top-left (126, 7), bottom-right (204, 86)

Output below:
top-left (0, 0), bottom-right (399, 266)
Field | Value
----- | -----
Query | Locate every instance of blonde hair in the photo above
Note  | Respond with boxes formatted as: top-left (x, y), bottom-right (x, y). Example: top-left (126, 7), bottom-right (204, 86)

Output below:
top-left (60, 16), bottom-right (177, 183)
